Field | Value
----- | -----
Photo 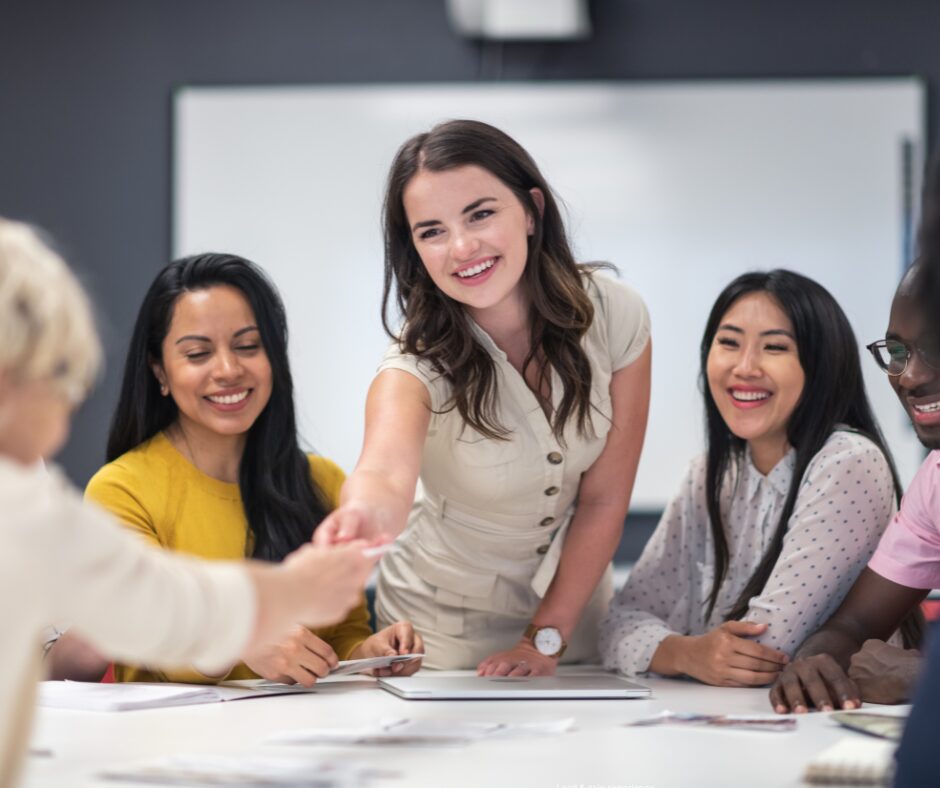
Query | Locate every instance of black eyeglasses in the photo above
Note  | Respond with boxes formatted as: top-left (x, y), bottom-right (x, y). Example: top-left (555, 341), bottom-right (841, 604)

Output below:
top-left (866, 338), bottom-right (940, 376)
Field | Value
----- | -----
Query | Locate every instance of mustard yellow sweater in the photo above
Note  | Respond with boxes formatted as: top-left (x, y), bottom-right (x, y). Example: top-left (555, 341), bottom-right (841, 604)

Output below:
top-left (84, 431), bottom-right (371, 683)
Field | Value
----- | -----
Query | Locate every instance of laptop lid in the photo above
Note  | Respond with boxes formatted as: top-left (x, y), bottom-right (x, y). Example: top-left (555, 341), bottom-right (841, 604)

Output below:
top-left (377, 674), bottom-right (651, 700)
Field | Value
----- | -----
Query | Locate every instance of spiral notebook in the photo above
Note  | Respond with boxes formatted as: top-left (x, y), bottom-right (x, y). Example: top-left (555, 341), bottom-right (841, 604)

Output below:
top-left (803, 737), bottom-right (896, 786)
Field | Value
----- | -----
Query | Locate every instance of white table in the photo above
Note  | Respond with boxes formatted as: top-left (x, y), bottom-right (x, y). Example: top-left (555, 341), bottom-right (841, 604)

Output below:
top-left (20, 670), bottom-right (902, 788)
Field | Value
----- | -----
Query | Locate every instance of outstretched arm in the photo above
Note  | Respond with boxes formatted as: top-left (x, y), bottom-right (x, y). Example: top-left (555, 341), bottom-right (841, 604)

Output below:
top-left (314, 370), bottom-right (430, 545)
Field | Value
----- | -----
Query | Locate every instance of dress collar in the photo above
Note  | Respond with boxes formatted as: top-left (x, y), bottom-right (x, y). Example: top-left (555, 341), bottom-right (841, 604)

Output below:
top-left (743, 445), bottom-right (796, 500)
top-left (468, 318), bottom-right (508, 361)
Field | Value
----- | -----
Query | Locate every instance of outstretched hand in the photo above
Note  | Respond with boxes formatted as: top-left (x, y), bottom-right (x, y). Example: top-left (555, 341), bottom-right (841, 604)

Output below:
top-left (313, 502), bottom-right (393, 547)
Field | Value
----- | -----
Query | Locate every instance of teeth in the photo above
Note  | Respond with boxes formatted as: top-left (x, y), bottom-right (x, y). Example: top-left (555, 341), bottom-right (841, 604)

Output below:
top-left (914, 401), bottom-right (940, 413)
top-left (731, 390), bottom-right (770, 402)
top-left (208, 391), bottom-right (248, 405)
top-left (456, 258), bottom-right (496, 279)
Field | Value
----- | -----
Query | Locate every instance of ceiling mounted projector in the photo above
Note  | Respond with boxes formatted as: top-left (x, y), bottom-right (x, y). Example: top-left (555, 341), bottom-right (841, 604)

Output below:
top-left (446, 0), bottom-right (592, 40)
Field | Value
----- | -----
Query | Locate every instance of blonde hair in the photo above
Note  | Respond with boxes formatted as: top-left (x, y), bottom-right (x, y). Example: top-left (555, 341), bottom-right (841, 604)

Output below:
top-left (0, 218), bottom-right (101, 403)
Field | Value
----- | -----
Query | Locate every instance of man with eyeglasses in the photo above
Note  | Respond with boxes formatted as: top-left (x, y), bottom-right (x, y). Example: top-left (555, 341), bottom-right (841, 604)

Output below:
top-left (769, 261), bottom-right (936, 714)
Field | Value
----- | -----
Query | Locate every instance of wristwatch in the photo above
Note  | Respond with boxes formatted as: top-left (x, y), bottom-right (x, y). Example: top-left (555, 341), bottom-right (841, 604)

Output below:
top-left (523, 623), bottom-right (567, 658)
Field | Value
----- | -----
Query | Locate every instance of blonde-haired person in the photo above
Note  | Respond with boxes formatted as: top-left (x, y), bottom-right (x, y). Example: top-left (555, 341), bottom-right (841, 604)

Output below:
top-left (0, 218), bottom-right (374, 788)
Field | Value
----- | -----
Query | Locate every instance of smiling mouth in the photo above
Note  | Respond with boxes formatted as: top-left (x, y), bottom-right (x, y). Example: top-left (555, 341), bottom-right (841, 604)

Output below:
top-left (730, 390), bottom-right (771, 402)
top-left (913, 400), bottom-right (940, 414)
top-left (207, 390), bottom-right (249, 405)
top-left (454, 257), bottom-right (497, 279)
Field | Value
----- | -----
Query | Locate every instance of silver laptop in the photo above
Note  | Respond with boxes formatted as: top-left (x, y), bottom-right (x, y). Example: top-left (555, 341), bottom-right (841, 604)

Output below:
top-left (377, 674), bottom-right (650, 700)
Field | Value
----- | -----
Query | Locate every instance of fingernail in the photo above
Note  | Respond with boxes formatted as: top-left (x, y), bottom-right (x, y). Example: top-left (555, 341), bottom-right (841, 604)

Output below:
top-left (775, 705), bottom-right (787, 714)
top-left (843, 700), bottom-right (858, 709)
top-left (794, 705), bottom-right (806, 714)
top-left (820, 704), bottom-right (833, 712)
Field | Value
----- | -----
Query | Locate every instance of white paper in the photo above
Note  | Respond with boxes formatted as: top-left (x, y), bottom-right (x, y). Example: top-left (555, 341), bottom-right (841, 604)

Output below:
top-left (100, 754), bottom-right (375, 787)
top-left (329, 653), bottom-right (424, 676)
top-left (38, 681), bottom-right (222, 711)
top-left (267, 716), bottom-right (575, 746)
top-left (38, 680), bottom-right (316, 711)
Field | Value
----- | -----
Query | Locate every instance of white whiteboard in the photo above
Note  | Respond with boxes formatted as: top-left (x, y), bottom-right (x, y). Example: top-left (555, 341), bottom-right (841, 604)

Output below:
top-left (174, 80), bottom-right (925, 509)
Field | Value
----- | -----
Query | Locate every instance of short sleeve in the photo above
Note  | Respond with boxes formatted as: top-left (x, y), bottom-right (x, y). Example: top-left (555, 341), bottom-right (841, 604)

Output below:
top-left (376, 340), bottom-right (450, 413)
top-left (869, 453), bottom-right (940, 590)
top-left (588, 273), bottom-right (651, 371)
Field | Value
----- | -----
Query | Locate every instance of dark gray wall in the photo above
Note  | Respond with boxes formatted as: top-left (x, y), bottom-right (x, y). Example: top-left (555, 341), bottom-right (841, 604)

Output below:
top-left (2, 0), bottom-right (939, 486)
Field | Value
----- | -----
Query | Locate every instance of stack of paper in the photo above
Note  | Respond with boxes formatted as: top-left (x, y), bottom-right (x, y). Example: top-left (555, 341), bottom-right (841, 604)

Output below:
top-left (39, 682), bottom-right (227, 711)
top-left (39, 654), bottom-right (422, 712)
top-left (39, 680), bottom-right (333, 711)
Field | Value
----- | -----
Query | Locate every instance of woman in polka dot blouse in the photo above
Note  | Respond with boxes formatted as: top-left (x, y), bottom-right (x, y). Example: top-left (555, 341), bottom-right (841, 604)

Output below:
top-left (600, 270), bottom-right (901, 687)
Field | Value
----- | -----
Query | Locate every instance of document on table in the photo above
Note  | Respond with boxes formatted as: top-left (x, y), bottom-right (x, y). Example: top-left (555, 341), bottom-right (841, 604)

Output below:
top-left (100, 754), bottom-right (381, 787)
top-left (625, 710), bottom-right (797, 732)
top-left (267, 716), bottom-right (575, 746)
top-left (244, 653), bottom-right (425, 691)
top-left (830, 710), bottom-right (907, 741)
top-left (38, 680), bottom-right (322, 711)
top-left (329, 652), bottom-right (423, 676)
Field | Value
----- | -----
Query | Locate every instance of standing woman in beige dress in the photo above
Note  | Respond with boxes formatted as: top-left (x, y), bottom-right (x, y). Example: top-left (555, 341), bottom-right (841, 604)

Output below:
top-left (317, 120), bottom-right (652, 674)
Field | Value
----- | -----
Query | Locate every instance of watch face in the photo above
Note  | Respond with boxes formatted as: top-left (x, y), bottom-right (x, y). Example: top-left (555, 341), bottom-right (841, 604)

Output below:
top-left (533, 627), bottom-right (563, 656)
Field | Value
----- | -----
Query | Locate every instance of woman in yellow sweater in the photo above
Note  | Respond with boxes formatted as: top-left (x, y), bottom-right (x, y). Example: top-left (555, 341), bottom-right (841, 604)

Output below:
top-left (49, 253), bottom-right (422, 685)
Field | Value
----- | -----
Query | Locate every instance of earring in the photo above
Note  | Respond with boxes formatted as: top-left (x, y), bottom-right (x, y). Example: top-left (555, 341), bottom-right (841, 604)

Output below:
top-left (160, 385), bottom-right (169, 396)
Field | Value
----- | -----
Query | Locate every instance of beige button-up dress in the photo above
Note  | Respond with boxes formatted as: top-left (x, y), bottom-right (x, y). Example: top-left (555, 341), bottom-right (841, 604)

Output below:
top-left (375, 274), bottom-right (650, 669)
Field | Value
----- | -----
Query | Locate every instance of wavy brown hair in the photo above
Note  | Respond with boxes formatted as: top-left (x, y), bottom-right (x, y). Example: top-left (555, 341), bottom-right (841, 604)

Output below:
top-left (382, 119), bottom-right (599, 442)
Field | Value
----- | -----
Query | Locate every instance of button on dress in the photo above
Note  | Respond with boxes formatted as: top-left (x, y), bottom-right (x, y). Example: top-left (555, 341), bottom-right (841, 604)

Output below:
top-left (374, 274), bottom-right (651, 668)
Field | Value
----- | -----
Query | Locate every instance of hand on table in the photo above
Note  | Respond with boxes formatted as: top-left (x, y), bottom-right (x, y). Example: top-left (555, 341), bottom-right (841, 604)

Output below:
top-left (679, 621), bottom-right (788, 687)
top-left (769, 653), bottom-right (860, 713)
top-left (477, 640), bottom-right (557, 677)
top-left (243, 626), bottom-right (338, 687)
top-left (350, 622), bottom-right (425, 677)
top-left (848, 639), bottom-right (921, 705)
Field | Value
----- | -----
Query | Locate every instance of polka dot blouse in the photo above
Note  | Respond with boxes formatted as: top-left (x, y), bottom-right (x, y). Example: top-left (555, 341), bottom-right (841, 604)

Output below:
top-left (599, 429), bottom-right (896, 676)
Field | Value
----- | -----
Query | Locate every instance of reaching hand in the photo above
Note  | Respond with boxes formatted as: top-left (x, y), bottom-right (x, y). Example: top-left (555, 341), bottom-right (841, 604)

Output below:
top-left (769, 653), bottom-right (861, 713)
top-left (677, 621), bottom-right (788, 687)
top-left (350, 622), bottom-right (425, 676)
top-left (848, 639), bottom-right (922, 705)
top-left (313, 502), bottom-right (392, 547)
top-left (243, 626), bottom-right (339, 687)
top-left (477, 640), bottom-right (557, 677)
top-left (280, 541), bottom-right (374, 624)
top-left (247, 542), bottom-right (374, 653)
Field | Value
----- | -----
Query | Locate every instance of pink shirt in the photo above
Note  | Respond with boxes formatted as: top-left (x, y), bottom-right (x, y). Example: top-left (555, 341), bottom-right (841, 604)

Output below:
top-left (869, 451), bottom-right (940, 590)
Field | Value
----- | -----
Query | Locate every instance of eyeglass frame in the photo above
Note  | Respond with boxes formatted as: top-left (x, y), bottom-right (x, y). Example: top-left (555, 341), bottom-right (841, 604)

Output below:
top-left (865, 337), bottom-right (940, 377)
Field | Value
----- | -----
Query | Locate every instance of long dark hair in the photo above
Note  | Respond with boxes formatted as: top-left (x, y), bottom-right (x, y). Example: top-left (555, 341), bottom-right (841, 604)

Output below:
top-left (106, 253), bottom-right (329, 562)
top-left (701, 271), bottom-right (905, 626)
top-left (382, 119), bottom-right (598, 442)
